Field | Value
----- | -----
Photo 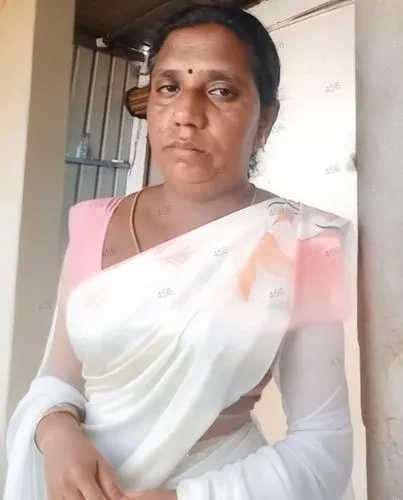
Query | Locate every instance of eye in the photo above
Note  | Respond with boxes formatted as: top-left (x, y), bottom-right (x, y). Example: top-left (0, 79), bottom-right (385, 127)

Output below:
top-left (209, 87), bottom-right (235, 99)
top-left (157, 83), bottom-right (179, 96)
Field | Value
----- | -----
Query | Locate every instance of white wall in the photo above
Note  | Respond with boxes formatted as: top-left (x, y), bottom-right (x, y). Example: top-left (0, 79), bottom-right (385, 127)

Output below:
top-left (251, 0), bottom-right (356, 219)
top-left (126, 119), bottom-right (150, 194)
top-left (248, 1), bottom-right (365, 499)
top-left (252, 0), bottom-right (347, 26)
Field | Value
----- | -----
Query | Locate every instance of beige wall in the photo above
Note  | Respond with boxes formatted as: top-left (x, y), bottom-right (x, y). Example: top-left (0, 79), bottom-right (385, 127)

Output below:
top-left (0, 0), bottom-right (75, 486)
top-left (0, 0), bottom-right (36, 463)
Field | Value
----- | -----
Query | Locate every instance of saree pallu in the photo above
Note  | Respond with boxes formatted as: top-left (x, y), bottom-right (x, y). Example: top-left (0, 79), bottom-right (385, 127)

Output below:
top-left (4, 196), bottom-right (355, 499)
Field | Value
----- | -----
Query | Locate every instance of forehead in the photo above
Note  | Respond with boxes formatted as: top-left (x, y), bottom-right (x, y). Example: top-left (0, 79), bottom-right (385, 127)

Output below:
top-left (153, 23), bottom-right (252, 76)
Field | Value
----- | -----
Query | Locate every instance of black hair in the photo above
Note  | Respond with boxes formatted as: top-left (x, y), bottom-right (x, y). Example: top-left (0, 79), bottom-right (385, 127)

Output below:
top-left (148, 4), bottom-right (281, 174)
top-left (149, 4), bottom-right (280, 107)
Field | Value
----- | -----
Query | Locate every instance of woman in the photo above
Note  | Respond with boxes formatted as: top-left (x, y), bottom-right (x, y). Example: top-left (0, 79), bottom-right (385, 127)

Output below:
top-left (5, 4), bottom-right (355, 500)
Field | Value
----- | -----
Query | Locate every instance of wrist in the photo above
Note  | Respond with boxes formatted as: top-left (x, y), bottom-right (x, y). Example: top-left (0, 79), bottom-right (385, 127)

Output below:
top-left (35, 411), bottom-right (82, 454)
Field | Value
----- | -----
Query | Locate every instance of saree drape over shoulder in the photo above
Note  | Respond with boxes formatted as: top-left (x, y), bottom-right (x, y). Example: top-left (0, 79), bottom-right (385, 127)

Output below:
top-left (4, 196), bottom-right (356, 500)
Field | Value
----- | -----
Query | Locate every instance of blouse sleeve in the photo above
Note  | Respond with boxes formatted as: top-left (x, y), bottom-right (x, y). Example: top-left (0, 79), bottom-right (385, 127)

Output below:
top-left (36, 198), bottom-right (112, 390)
top-left (175, 209), bottom-right (354, 500)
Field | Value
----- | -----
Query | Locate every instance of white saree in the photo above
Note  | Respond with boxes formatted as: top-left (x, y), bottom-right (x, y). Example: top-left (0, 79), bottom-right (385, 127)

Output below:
top-left (5, 196), bottom-right (355, 500)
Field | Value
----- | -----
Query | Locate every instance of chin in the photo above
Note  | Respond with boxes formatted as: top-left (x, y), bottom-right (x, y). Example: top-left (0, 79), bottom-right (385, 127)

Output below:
top-left (166, 162), bottom-right (220, 185)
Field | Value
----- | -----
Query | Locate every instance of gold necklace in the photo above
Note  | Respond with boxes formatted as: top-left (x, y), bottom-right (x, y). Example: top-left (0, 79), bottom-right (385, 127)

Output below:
top-left (130, 183), bottom-right (257, 254)
top-left (129, 191), bottom-right (142, 254)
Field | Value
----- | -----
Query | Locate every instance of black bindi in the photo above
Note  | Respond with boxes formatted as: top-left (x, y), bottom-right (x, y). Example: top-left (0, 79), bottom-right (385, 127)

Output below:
top-left (187, 68), bottom-right (193, 74)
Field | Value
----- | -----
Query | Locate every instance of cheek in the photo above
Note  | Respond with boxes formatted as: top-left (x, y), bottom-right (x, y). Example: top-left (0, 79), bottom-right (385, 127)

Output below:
top-left (147, 105), bottom-right (170, 141)
top-left (214, 109), bottom-right (259, 152)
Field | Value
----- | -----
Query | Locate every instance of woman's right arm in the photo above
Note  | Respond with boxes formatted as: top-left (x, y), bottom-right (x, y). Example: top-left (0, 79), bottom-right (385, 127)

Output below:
top-left (34, 242), bottom-right (127, 500)
top-left (40, 249), bottom-right (84, 383)
top-left (34, 248), bottom-right (85, 450)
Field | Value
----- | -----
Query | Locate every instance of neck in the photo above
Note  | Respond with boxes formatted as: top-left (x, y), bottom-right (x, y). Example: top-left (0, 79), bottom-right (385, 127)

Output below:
top-left (161, 180), bottom-right (255, 218)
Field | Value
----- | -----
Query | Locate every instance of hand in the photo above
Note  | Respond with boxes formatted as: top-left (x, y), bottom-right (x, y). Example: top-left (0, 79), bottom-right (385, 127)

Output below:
top-left (127, 489), bottom-right (177, 500)
top-left (37, 412), bottom-right (126, 500)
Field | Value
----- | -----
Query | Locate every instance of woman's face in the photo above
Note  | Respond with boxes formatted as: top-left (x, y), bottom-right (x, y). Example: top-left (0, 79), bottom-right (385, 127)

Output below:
top-left (147, 23), bottom-right (277, 188)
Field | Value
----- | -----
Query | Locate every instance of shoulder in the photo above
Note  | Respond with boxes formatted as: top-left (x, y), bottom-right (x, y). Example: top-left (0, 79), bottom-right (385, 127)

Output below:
top-left (268, 196), bottom-right (353, 239)
top-left (68, 197), bottom-right (123, 235)
top-left (290, 203), bottom-right (355, 323)
top-left (65, 197), bottom-right (123, 292)
top-left (295, 201), bottom-right (353, 241)
top-left (68, 197), bottom-right (122, 222)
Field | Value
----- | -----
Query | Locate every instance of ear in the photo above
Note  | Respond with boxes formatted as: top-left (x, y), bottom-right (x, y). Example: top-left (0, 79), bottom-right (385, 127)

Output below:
top-left (255, 100), bottom-right (280, 149)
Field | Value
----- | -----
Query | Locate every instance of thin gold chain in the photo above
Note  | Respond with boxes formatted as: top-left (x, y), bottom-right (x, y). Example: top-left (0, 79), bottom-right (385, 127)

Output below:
top-left (129, 191), bottom-right (142, 254)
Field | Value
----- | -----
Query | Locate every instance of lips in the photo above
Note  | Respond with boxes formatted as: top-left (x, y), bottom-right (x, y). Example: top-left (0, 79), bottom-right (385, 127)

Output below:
top-left (166, 140), bottom-right (204, 153)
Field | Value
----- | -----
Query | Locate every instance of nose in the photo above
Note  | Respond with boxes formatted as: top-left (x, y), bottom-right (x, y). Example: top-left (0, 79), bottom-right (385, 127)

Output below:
top-left (173, 90), bottom-right (206, 130)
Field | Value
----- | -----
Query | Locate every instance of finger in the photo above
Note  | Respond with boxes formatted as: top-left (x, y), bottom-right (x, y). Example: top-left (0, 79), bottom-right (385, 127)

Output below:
top-left (79, 477), bottom-right (105, 500)
top-left (97, 460), bottom-right (125, 500)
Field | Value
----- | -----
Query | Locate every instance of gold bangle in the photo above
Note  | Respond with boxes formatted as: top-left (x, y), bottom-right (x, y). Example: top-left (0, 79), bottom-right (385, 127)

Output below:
top-left (35, 406), bottom-right (81, 452)
top-left (47, 403), bottom-right (82, 420)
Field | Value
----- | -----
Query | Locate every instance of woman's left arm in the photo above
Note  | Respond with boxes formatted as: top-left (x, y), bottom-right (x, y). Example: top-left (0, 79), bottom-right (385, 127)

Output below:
top-left (172, 320), bottom-right (352, 500)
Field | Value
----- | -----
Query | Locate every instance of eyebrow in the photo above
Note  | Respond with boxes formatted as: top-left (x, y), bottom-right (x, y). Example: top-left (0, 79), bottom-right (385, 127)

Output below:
top-left (152, 68), bottom-right (246, 86)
